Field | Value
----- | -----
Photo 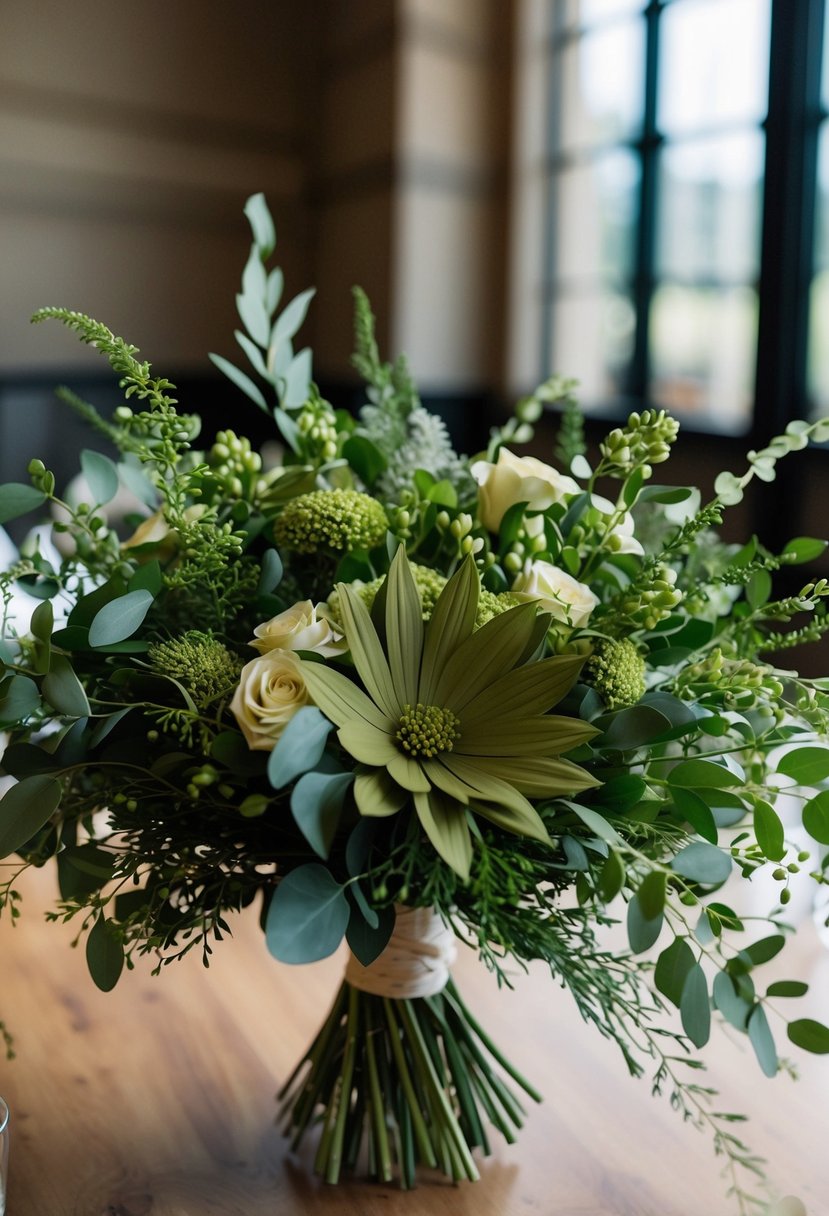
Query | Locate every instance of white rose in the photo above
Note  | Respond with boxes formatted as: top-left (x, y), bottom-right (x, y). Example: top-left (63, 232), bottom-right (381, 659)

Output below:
top-left (511, 559), bottom-right (599, 628)
top-left (230, 651), bottom-right (311, 751)
top-left (250, 600), bottom-right (344, 658)
top-left (590, 495), bottom-right (644, 557)
top-left (471, 449), bottom-right (579, 533)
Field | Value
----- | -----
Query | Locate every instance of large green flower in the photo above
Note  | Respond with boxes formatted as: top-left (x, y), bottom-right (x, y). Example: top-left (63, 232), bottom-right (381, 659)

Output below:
top-left (300, 548), bottom-right (600, 878)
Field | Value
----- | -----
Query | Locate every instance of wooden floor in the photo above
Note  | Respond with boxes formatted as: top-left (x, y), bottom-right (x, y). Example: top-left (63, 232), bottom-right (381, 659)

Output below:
top-left (1, 865), bottom-right (827, 1216)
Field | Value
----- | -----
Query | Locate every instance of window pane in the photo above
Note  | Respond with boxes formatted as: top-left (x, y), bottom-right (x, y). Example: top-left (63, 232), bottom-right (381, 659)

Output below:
top-left (658, 0), bottom-right (771, 136)
top-left (554, 151), bottom-right (640, 282)
top-left (656, 132), bottom-right (764, 282)
top-left (649, 285), bottom-right (757, 430)
top-left (559, 0), bottom-right (644, 29)
top-left (549, 289), bottom-right (635, 403)
top-left (814, 124), bottom-right (829, 271)
top-left (556, 20), bottom-right (645, 151)
top-left (808, 272), bottom-right (829, 414)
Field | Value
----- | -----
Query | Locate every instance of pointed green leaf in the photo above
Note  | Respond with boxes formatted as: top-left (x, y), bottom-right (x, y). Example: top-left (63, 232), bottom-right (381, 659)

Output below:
top-left (567, 802), bottom-right (622, 845)
top-left (748, 1004), bottom-right (778, 1076)
top-left (671, 841), bottom-right (732, 884)
top-left (336, 583), bottom-right (400, 719)
top-left (655, 938), bottom-right (696, 1007)
top-left (766, 980), bottom-right (809, 999)
top-left (258, 549), bottom-right (283, 594)
top-left (271, 287), bottom-right (316, 352)
top-left (241, 243), bottom-right (267, 299)
top-left (0, 774), bottom-right (62, 858)
top-left (599, 850), bottom-right (626, 901)
top-left (244, 192), bottom-right (276, 258)
top-left (744, 934), bottom-right (786, 966)
top-left (291, 771), bottom-right (353, 859)
top-left (267, 705), bottom-right (333, 789)
top-left (0, 483), bottom-right (46, 524)
top-left (713, 971), bottom-right (751, 1031)
top-left (636, 870), bottom-right (667, 920)
top-left (88, 590), bottom-right (153, 647)
top-left (266, 266), bottom-right (284, 314)
top-left (680, 964), bottom-right (711, 1048)
top-left (667, 758), bottom-right (743, 789)
top-left (787, 1018), bottom-right (829, 1053)
top-left (235, 328), bottom-right (271, 381)
top-left (346, 898), bottom-right (395, 966)
top-left (778, 746), bottom-right (829, 785)
top-left (266, 864), bottom-right (349, 963)
top-left (281, 347), bottom-right (313, 407)
top-left (627, 897), bottom-right (663, 954)
top-left (43, 654), bottom-right (90, 717)
top-left (671, 787), bottom-right (718, 844)
top-left (80, 449), bottom-right (119, 506)
top-left (802, 790), bottom-right (829, 845)
top-left (208, 352), bottom-right (269, 411)
top-left (343, 434), bottom-right (387, 486)
top-left (86, 914), bottom-right (124, 992)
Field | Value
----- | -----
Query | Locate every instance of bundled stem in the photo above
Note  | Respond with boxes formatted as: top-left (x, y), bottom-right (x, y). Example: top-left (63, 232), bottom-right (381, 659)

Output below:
top-left (278, 977), bottom-right (540, 1188)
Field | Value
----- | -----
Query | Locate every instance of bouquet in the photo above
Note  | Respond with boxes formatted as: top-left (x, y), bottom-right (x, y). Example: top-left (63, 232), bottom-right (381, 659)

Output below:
top-left (1, 193), bottom-right (829, 1212)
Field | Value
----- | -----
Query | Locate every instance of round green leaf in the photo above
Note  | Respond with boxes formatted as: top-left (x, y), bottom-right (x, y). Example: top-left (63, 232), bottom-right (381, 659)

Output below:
top-left (0, 482), bottom-right (46, 524)
top-left (636, 870), bottom-right (667, 920)
top-left (713, 971), bottom-right (751, 1031)
top-left (0, 674), bottom-right (41, 725)
top-left (0, 774), bottom-right (62, 858)
top-left (88, 589), bottom-right (153, 647)
top-left (667, 758), bottom-right (742, 790)
top-left (81, 449), bottom-right (119, 506)
top-left (291, 771), bottom-right (353, 859)
top-left (802, 791), bottom-right (829, 845)
top-left (86, 914), bottom-right (125, 992)
top-left (268, 706), bottom-right (333, 790)
top-left (265, 864), bottom-right (349, 963)
top-left (258, 549), bottom-right (283, 594)
top-left (627, 895), bottom-right (663, 954)
top-left (713, 471), bottom-right (744, 505)
top-left (778, 746), bottom-right (829, 786)
top-left (787, 1018), bottom-right (829, 1054)
top-left (671, 841), bottom-right (733, 885)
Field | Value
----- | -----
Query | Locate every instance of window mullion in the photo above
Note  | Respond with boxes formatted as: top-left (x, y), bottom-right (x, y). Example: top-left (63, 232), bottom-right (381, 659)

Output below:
top-left (628, 1), bottom-right (661, 403)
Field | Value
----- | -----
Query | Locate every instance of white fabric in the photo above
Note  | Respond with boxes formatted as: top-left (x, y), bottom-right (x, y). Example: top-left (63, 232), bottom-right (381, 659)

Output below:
top-left (345, 905), bottom-right (457, 999)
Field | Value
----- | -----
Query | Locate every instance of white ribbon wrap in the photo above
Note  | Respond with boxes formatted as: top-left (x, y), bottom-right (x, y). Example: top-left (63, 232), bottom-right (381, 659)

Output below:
top-left (345, 905), bottom-right (457, 999)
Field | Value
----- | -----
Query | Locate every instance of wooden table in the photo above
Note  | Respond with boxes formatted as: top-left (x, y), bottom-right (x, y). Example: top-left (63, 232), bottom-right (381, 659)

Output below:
top-left (1, 866), bottom-right (827, 1216)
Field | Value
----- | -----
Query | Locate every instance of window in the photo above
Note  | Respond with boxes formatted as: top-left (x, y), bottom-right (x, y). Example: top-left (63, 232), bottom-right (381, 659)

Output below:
top-left (541, 0), bottom-right (827, 435)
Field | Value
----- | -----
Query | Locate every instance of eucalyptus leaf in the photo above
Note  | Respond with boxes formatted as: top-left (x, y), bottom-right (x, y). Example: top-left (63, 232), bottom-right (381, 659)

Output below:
top-left (766, 980), bottom-right (809, 999)
top-left (654, 938), bottom-right (696, 1007)
top-left (268, 706), bottom-right (334, 789)
top-left (88, 590), bottom-right (153, 647)
top-left (744, 934), bottom-right (786, 966)
top-left (635, 870), bottom-right (667, 920)
top-left (86, 914), bottom-right (125, 992)
top-left (80, 449), bottom-right (119, 506)
top-left (778, 746), bottom-right (829, 786)
top-left (346, 898), bottom-right (395, 967)
top-left (271, 288), bottom-right (316, 353)
top-left (680, 963), bottom-right (710, 1047)
top-left (713, 971), bottom-right (751, 1031)
top-left (752, 799), bottom-right (785, 861)
top-left (43, 654), bottom-right (90, 717)
top-left (787, 1017), bottom-right (829, 1053)
top-left (208, 353), bottom-right (269, 412)
top-left (343, 435), bottom-right (387, 486)
top-left (627, 896), bottom-right (663, 954)
top-left (0, 774), bottom-right (62, 858)
top-left (265, 864), bottom-right (349, 963)
top-left (748, 1004), bottom-right (778, 1076)
top-left (667, 758), bottom-right (742, 790)
top-left (671, 841), bottom-right (732, 885)
top-left (282, 347), bottom-right (313, 407)
top-left (291, 771), bottom-right (354, 859)
top-left (244, 192), bottom-right (276, 258)
top-left (671, 787), bottom-right (718, 844)
top-left (0, 674), bottom-right (40, 725)
top-left (258, 548), bottom-right (284, 594)
top-left (0, 482), bottom-right (46, 524)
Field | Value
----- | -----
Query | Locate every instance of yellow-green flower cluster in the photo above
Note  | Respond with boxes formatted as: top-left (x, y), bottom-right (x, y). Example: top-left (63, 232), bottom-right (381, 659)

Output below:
top-left (274, 489), bottom-right (388, 554)
top-left (327, 564), bottom-right (518, 629)
top-left (674, 647), bottom-right (785, 710)
top-left (584, 637), bottom-right (646, 710)
top-left (148, 631), bottom-right (242, 707)
top-left (600, 409), bottom-right (680, 475)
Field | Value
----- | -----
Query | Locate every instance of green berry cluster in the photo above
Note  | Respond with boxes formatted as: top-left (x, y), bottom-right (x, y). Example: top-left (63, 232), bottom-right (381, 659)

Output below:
top-left (208, 430), bottom-right (262, 498)
top-left (600, 409), bottom-right (680, 476)
top-left (615, 564), bottom-right (682, 630)
top-left (674, 647), bottom-right (785, 710)
top-left (295, 395), bottom-right (340, 463)
top-left (274, 489), bottom-right (388, 554)
top-left (584, 637), bottom-right (646, 710)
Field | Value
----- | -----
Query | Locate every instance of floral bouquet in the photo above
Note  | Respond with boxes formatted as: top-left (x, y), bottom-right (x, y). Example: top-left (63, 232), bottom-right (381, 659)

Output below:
top-left (2, 194), bottom-right (829, 1212)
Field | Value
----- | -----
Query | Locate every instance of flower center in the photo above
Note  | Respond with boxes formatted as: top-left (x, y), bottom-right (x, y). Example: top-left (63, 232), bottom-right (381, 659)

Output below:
top-left (396, 703), bottom-right (460, 758)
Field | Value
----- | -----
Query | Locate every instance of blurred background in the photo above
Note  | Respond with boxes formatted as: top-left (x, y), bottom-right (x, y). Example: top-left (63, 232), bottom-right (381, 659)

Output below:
top-left (0, 0), bottom-right (827, 629)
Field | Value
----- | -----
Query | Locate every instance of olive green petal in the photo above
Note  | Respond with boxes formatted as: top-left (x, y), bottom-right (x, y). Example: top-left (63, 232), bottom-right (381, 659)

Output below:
top-left (301, 661), bottom-right (392, 731)
top-left (517, 611), bottom-right (554, 665)
top-left (470, 797), bottom-right (551, 846)
top-left (419, 555), bottom-right (479, 703)
top-left (420, 758), bottom-right (471, 805)
top-left (336, 581), bottom-right (401, 720)
top-left (414, 789), bottom-right (473, 880)
top-left (385, 547), bottom-right (423, 707)
top-left (387, 751), bottom-right (432, 793)
top-left (354, 766), bottom-right (410, 817)
top-left (467, 754), bottom-right (602, 797)
top-left (433, 603), bottom-right (539, 710)
top-left (437, 753), bottom-right (538, 820)
top-left (460, 653), bottom-right (587, 725)
top-left (338, 720), bottom-right (399, 766)
top-left (456, 715), bottom-right (599, 758)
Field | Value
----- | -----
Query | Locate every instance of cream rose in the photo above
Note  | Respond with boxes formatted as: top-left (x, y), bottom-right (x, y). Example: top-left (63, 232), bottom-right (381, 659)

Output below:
top-left (250, 601), bottom-right (345, 658)
top-left (230, 651), bottom-right (311, 751)
top-left (472, 449), bottom-right (579, 533)
top-left (511, 559), bottom-right (599, 628)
